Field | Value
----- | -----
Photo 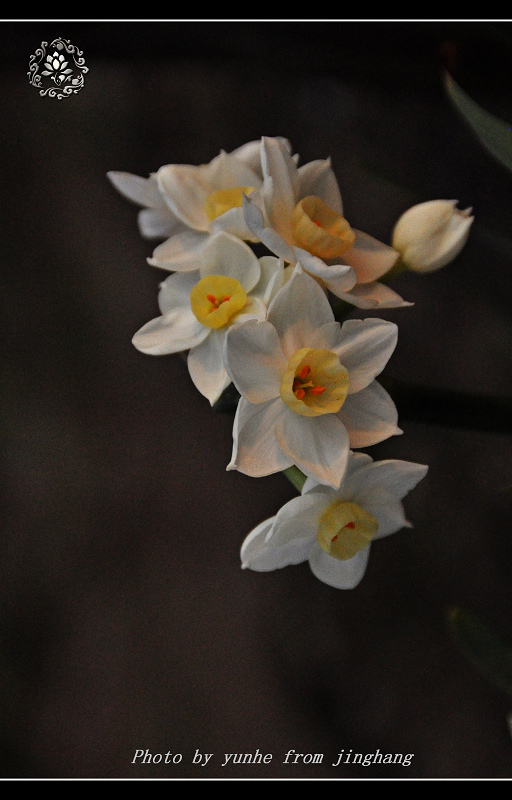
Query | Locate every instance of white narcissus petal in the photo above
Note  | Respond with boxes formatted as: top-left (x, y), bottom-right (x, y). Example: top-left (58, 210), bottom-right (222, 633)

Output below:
top-left (338, 452), bottom-right (375, 491)
top-left (261, 136), bottom-right (298, 238)
top-left (307, 321), bottom-right (344, 352)
top-left (334, 281), bottom-right (412, 309)
top-left (296, 158), bottom-right (343, 215)
top-left (302, 451), bottom-right (374, 496)
top-left (224, 320), bottom-right (287, 404)
top-left (199, 231), bottom-right (260, 292)
top-left (338, 381), bottom-right (402, 448)
top-left (187, 329), bottom-right (231, 405)
top-left (402, 219), bottom-right (473, 271)
top-left (393, 200), bottom-right (460, 245)
top-left (241, 517), bottom-right (313, 571)
top-left (242, 194), bottom-right (296, 262)
top-left (275, 410), bottom-right (350, 489)
top-left (231, 137), bottom-right (292, 178)
top-left (157, 271), bottom-right (199, 315)
top-left (230, 140), bottom-right (266, 176)
top-left (343, 230), bottom-right (400, 283)
top-left (107, 172), bottom-right (165, 208)
top-left (230, 296), bottom-right (267, 326)
top-left (422, 215), bottom-right (473, 269)
top-left (267, 493), bottom-right (326, 549)
top-left (301, 478), bottom-right (336, 498)
top-left (138, 208), bottom-right (184, 240)
top-left (132, 309), bottom-right (209, 356)
top-left (267, 267), bottom-right (334, 357)
top-left (291, 247), bottom-right (357, 294)
top-left (363, 497), bottom-right (412, 539)
top-left (201, 150), bottom-right (262, 191)
top-left (240, 445), bottom-right (427, 588)
top-left (133, 270), bottom-right (208, 354)
top-left (156, 165), bottom-right (211, 231)
top-left (228, 397), bottom-right (292, 477)
top-left (392, 199), bottom-right (474, 272)
top-left (333, 318), bottom-right (398, 395)
top-left (350, 460), bottom-right (429, 502)
top-left (240, 518), bottom-right (276, 570)
top-left (148, 230), bottom-right (209, 272)
top-left (308, 541), bottom-right (371, 589)
top-left (210, 206), bottom-right (260, 242)
top-left (252, 257), bottom-right (285, 306)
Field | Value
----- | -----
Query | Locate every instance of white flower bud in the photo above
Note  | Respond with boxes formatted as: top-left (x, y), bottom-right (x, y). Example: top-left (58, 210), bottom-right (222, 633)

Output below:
top-left (392, 200), bottom-right (473, 273)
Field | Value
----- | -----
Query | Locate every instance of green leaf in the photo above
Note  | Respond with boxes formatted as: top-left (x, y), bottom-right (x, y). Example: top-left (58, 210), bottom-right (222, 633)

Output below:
top-left (447, 607), bottom-right (512, 699)
top-left (445, 70), bottom-right (512, 174)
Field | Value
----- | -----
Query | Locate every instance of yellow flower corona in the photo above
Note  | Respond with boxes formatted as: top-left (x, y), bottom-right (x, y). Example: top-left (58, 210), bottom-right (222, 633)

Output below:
top-left (280, 347), bottom-right (349, 417)
top-left (204, 186), bottom-right (256, 222)
top-left (190, 275), bottom-right (247, 330)
top-left (290, 195), bottom-right (355, 260)
top-left (317, 501), bottom-right (379, 561)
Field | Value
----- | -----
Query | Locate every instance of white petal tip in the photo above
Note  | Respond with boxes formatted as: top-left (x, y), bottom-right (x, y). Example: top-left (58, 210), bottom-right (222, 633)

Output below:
top-left (131, 340), bottom-right (151, 355)
top-left (147, 257), bottom-right (163, 269)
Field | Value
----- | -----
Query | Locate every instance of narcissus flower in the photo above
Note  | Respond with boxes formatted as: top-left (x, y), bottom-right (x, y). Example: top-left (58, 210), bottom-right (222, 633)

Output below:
top-left (132, 232), bottom-right (284, 405)
top-left (107, 171), bottom-right (185, 242)
top-left (224, 266), bottom-right (401, 489)
top-left (392, 199), bottom-right (474, 273)
top-left (243, 137), bottom-right (409, 309)
top-left (108, 139), bottom-right (292, 272)
top-left (240, 451), bottom-right (428, 589)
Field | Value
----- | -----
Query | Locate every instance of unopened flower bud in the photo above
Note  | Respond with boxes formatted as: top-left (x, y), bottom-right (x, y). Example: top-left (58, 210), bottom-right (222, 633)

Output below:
top-left (392, 200), bottom-right (473, 273)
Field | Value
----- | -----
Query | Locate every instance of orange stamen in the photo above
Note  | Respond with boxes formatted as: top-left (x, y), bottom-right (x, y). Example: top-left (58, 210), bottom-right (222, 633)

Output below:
top-left (206, 293), bottom-right (231, 311)
top-left (345, 521), bottom-right (355, 530)
top-left (293, 363), bottom-right (327, 400)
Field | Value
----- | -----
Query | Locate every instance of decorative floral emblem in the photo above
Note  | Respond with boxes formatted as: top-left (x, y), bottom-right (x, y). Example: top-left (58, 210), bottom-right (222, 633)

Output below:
top-left (27, 38), bottom-right (88, 99)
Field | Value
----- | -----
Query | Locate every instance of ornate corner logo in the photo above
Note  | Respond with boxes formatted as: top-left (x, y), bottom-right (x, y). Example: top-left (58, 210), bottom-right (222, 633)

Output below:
top-left (28, 38), bottom-right (88, 99)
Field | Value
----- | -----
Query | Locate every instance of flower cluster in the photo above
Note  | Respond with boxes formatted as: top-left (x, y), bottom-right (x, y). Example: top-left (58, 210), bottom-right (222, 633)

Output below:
top-left (109, 136), bottom-right (473, 589)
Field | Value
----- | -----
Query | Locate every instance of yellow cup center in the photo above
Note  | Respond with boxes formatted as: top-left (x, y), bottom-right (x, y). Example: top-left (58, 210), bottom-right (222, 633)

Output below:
top-left (204, 186), bottom-right (256, 222)
top-left (290, 195), bottom-right (355, 259)
top-left (317, 501), bottom-right (379, 560)
top-left (280, 348), bottom-right (349, 417)
top-left (190, 275), bottom-right (247, 329)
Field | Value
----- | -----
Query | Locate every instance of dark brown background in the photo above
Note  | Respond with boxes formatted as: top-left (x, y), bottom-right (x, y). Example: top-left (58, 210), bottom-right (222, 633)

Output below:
top-left (2, 20), bottom-right (512, 779)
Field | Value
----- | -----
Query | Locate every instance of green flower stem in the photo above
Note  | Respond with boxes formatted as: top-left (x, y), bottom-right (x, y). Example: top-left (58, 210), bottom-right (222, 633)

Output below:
top-left (282, 465), bottom-right (307, 492)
